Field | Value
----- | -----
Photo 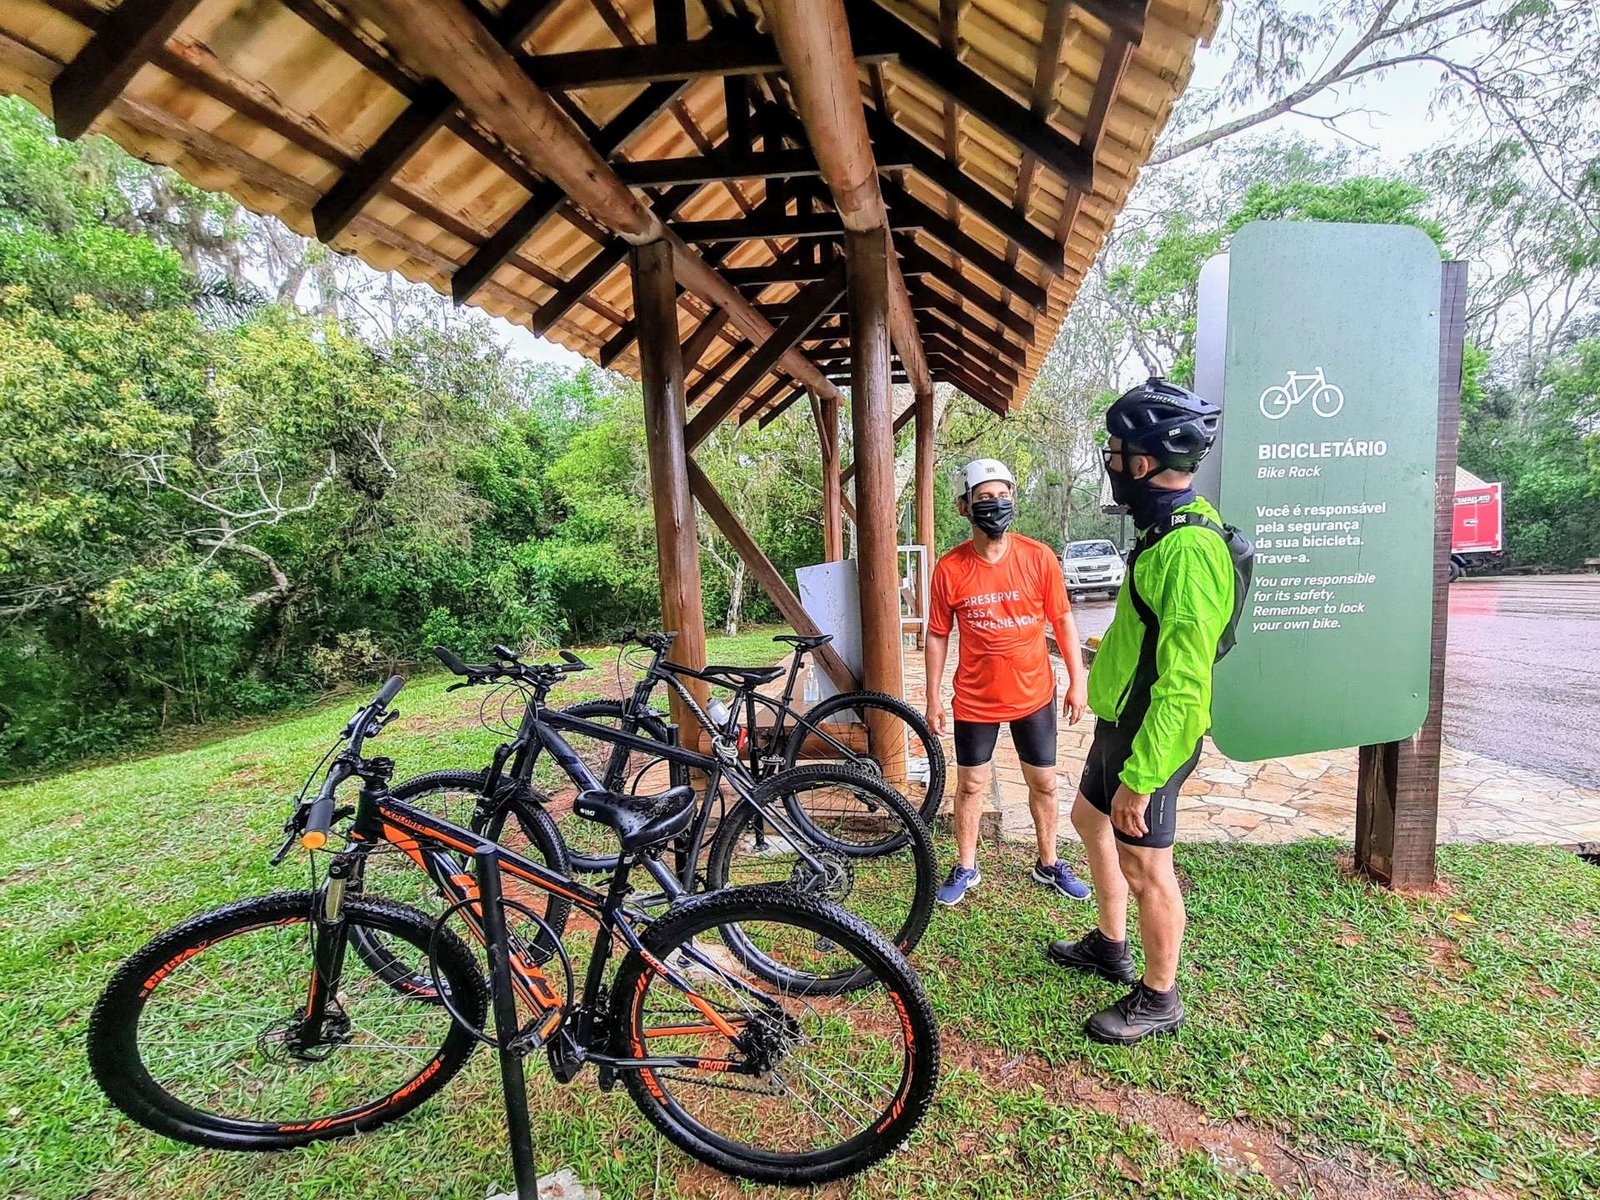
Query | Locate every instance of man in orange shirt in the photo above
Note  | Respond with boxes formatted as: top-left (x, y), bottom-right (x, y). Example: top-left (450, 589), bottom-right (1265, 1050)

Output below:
top-left (925, 459), bottom-right (1090, 906)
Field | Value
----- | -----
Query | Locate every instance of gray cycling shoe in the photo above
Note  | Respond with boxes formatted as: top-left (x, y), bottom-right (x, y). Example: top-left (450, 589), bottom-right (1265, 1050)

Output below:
top-left (1085, 981), bottom-right (1184, 1045)
top-left (1046, 928), bottom-right (1137, 983)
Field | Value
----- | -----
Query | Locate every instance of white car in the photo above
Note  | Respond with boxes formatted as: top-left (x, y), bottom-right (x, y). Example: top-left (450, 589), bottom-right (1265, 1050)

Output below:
top-left (1062, 539), bottom-right (1125, 601)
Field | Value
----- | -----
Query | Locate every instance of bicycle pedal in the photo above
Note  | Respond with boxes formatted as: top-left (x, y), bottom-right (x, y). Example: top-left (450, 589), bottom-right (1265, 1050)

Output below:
top-left (513, 1006), bottom-right (565, 1053)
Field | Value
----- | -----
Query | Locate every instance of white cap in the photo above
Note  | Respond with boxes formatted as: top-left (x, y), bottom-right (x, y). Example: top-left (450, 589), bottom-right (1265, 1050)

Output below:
top-left (963, 458), bottom-right (1015, 496)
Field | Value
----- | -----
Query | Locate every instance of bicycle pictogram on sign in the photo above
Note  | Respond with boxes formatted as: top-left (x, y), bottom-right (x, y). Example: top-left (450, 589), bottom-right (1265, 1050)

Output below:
top-left (1258, 368), bottom-right (1344, 420)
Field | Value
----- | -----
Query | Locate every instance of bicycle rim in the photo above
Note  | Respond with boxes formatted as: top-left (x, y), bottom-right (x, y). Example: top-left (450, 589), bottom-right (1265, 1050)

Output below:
top-left (89, 894), bottom-right (483, 1147)
top-left (613, 890), bottom-right (937, 1183)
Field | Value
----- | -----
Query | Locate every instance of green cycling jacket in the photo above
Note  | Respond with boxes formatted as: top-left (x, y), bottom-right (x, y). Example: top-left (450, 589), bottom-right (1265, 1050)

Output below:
top-left (1086, 496), bottom-right (1234, 794)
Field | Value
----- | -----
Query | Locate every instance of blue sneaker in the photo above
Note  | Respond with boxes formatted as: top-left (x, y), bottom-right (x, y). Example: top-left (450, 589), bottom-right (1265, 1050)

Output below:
top-left (1032, 859), bottom-right (1091, 901)
top-left (936, 864), bottom-right (982, 906)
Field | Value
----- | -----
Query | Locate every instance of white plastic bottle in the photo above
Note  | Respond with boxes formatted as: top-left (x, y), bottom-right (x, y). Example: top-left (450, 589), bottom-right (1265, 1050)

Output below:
top-left (802, 661), bottom-right (820, 705)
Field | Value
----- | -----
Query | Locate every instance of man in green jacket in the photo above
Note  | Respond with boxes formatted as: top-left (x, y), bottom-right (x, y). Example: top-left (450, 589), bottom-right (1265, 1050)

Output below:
top-left (1048, 378), bottom-right (1232, 1044)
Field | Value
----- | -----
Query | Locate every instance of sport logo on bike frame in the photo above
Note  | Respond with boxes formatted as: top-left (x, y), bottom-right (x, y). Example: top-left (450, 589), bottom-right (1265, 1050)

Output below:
top-left (1258, 367), bottom-right (1345, 420)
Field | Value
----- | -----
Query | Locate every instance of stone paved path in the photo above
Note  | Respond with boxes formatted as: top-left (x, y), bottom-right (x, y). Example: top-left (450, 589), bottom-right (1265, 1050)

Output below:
top-left (898, 633), bottom-right (1600, 849)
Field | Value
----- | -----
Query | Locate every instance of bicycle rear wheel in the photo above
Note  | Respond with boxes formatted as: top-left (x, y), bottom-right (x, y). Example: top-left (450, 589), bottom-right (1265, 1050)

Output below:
top-left (88, 892), bottom-right (484, 1150)
top-left (553, 700), bottom-right (680, 873)
top-left (705, 765), bottom-right (934, 993)
top-left (781, 690), bottom-right (945, 826)
top-left (611, 887), bottom-right (939, 1184)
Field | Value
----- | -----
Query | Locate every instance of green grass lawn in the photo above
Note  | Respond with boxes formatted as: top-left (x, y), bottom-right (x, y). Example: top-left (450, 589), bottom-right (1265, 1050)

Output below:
top-left (2, 627), bottom-right (1596, 1198)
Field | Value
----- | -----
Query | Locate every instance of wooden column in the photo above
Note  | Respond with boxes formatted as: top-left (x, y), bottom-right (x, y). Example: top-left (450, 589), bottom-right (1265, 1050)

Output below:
top-left (913, 385), bottom-right (936, 646)
top-left (821, 391), bottom-right (844, 562)
top-left (1355, 261), bottom-right (1467, 890)
top-left (632, 239), bottom-right (708, 730)
top-left (848, 227), bottom-right (906, 771)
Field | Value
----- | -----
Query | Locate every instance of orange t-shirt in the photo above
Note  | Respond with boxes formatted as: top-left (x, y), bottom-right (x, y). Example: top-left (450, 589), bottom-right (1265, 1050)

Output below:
top-left (928, 534), bottom-right (1069, 723)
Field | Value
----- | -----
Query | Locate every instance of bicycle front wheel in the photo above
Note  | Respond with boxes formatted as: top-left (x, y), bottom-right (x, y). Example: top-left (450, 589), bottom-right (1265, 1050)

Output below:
top-left (781, 690), bottom-right (945, 825)
top-left (611, 886), bottom-right (940, 1184)
top-left (705, 765), bottom-right (935, 992)
top-left (88, 892), bottom-right (485, 1150)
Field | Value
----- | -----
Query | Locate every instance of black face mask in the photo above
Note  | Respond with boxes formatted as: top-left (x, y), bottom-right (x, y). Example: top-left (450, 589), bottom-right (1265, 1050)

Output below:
top-left (1106, 455), bottom-right (1194, 531)
top-left (969, 496), bottom-right (1014, 538)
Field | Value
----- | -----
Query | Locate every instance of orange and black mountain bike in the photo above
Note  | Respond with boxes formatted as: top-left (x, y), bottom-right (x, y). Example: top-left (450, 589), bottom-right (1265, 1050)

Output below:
top-left (87, 675), bottom-right (940, 1185)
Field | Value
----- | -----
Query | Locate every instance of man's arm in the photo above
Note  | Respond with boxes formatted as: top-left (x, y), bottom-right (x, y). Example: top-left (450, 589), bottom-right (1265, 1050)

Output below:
top-left (1041, 548), bottom-right (1086, 724)
top-left (924, 632), bottom-right (951, 736)
top-left (1050, 609), bottom-right (1087, 725)
top-left (1121, 536), bottom-right (1232, 795)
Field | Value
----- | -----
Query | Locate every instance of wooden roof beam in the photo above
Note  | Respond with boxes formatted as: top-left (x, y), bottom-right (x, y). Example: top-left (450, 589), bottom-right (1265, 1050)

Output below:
top-left (519, 33), bottom-right (894, 89)
top-left (451, 80), bottom-right (683, 304)
top-left (312, 0), bottom-right (565, 242)
top-left (866, 111), bottom-right (1064, 274)
top-left (530, 183), bottom-right (701, 335)
top-left (51, 0), bottom-right (206, 140)
top-left (613, 143), bottom-right (913, 187)
top-left (344, 0), bottom-right (843, 402)
top-left (685, 267), bottom-right (846, 451)
top-left (674, 209), bottom-right (921, 243)
top-left (767, 0), bottom-right (932, 398)
top-left (1075, 0), bottom-right (1147, 42)
top-left (843, 0), bottom-right (1095, 192)
top-left (897, 239), bottom-right (1035, 342)
top-left (885, 183), bottom-right (1048, 310)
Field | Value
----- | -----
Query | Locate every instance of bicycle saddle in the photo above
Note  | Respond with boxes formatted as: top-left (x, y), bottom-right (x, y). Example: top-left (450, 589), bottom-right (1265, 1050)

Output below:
top-left (572, 785), bottom-right (696, 852)
top-left (773, 633), bottom-right (833, 651)
top-left (664, 661), bottom-right (786, 688)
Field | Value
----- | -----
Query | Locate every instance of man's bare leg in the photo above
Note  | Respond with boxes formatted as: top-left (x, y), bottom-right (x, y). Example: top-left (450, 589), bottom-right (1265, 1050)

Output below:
top-left (1117, 843), bottom-right (1185, 990)
top-left (1021, 761), bottom-right (1060, 866)
top-left (952, 763), bottom-right (991, 871)
top-left (1071, 794), bottom-right (1128, 942)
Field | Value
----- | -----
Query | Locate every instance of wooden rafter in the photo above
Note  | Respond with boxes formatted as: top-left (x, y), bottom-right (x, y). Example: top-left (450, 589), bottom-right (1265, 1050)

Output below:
top-left (685, 267), bottom-right (846, 451)
top-left (866, 111), bottom-right (1063, 273)
top-left (843, 0), bottom-right (1095, 190)
top-left (451, 80), bottom-right (684, 304)
top-left (312, 0), bottom-right (565, 242)
top-left (51, 0), bottom-right (206, 139)
top-left (530, 183), bottom-right (701, 335)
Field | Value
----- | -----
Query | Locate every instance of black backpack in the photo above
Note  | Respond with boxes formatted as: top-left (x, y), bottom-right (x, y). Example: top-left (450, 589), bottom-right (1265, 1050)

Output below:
top-left (1126, 511), bottom-right (1254, 662)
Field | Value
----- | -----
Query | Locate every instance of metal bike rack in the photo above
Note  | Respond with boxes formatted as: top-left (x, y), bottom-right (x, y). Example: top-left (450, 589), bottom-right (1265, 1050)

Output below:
top-left (475, 843), bottom-right (541, 1200)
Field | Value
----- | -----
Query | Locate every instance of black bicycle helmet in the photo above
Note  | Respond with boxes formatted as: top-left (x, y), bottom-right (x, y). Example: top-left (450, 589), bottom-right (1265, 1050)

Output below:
top-left (1105, 376), bottom-right (1220, 472)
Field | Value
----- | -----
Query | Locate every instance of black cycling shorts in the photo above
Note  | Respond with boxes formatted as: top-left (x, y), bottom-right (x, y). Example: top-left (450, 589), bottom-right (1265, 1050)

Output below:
top-left (1079, 718), bottom-right (1202, 850)
top-left (954, 701), bottom-right (1057, 768)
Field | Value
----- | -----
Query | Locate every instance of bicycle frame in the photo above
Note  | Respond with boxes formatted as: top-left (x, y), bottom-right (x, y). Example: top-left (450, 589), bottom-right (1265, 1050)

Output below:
top-left (595, 640), bottom-right (871, 784)
top-left (455, 664), bottom-right (850, 902)
top-left (308, 773), bottom-right (763, 1077)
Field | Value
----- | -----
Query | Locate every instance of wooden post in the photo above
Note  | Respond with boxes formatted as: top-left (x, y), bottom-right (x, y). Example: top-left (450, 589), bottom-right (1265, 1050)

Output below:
top-left (913, 385), bottom-right (936, 647)
top-left (821, 391), bottom-right (844, 562)
top-left (1354, 261), bottom-right (1467, 890)
top-left (848, 226), bottom-right (906, 771)
top-left (632, 239), bottom-right (709, 730)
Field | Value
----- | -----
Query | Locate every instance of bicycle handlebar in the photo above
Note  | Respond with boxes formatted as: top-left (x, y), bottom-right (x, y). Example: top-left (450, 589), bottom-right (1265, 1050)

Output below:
top-left (300, 759), bottom-right (353, 850)
top-left (434, 643), bottom-right (590, 685)
top-left (374, 674), bottom-right (405, 709)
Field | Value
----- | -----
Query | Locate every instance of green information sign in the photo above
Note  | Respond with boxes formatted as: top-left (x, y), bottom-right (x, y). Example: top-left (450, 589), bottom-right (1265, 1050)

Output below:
top-left (1211, 222), bottom-right (1440, 760)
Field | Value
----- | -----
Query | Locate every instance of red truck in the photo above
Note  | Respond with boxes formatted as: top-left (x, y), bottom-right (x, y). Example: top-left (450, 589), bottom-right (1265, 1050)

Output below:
top-left (1451, 468), bottom-right (1503, 581)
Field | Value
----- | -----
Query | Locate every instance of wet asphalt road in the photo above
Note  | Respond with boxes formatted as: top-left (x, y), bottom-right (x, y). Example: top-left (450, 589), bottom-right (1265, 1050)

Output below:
top-left (1068, 575), bottom-right (1600, 788)
top-left (1443, 576), bottom-right (1600, 789)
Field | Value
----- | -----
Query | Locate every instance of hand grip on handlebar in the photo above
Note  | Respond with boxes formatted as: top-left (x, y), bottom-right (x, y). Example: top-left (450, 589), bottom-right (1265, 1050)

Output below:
top-left (560, 650), bottom-right (586, 667)
top-left (433, 646), bottom-right (472, 676)
top-left (374, 674), bottom-right (405, 708)
top-left (300, 768), bottom-right (344, 850)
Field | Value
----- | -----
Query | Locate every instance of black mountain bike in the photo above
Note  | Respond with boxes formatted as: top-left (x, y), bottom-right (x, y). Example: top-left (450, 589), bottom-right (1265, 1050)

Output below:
top-left (566, 630), bottom-right (944, 840)
top-left (88, 676), bottom-right (940, 1185)
top-left (383, 645), bottom-right (936, 979)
